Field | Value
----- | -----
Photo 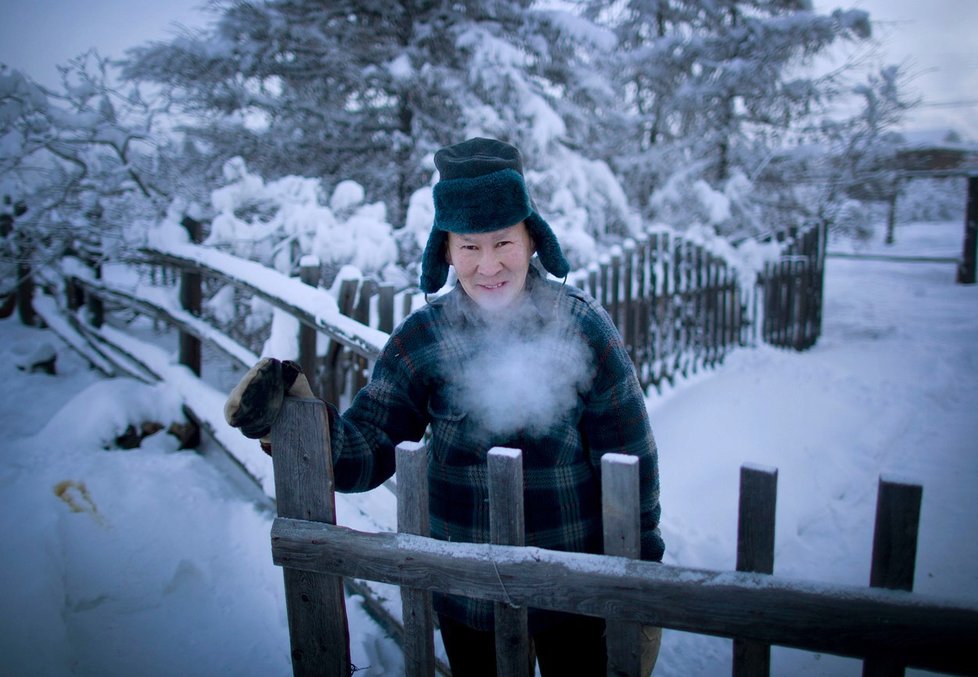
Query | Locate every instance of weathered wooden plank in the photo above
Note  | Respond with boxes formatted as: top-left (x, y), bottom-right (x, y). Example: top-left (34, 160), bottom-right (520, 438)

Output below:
top-left (602, 454), bottom-right (642, 677)
top-left (144, 246), bottom-right (385, 360)
top-left (396, 441), bottom-right (435, 677)
top-left (377, 285), bottom-right (396, 334)
top-left (734, 464), bottom-right (778, 677)
top-left (271, 399), bottom-right (350, 677)
top-left (70, 275), bottom-right (258, 369)
top-left (863, 476), bottom-right (923, 677)
top-left (270, 518), bottom-right (978, 675)
top-left (298, 259), bottom-right (320, 386)
top-left (488, 448), bottom-right (530, 677)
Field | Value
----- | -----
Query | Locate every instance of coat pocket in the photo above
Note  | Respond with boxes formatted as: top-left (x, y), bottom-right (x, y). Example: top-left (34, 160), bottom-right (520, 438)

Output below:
top-left (426, 392), bottom-right (493, 465)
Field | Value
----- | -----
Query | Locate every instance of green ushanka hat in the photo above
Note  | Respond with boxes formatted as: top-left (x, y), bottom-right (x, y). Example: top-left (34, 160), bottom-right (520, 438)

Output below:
top-left (419, 137), bottom-right (570, 294)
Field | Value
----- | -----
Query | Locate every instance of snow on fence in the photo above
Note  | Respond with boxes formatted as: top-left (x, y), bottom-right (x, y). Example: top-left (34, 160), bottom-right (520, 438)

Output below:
top-left (269, 399), bottom-right (978, 677)
top-left (568, 229), bottom-right (751, 392)
top-left (29, 219), bottom-right (826, 412)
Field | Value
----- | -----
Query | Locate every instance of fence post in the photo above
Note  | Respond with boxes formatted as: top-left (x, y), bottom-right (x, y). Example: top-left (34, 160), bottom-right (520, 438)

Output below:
top-left (299, 257), bottom-right (320, 388)
top-left (270, 398), bottom-right (351, 676)
top-left (15, 232), bottom-right (35, 326)
top-left (733, 464), bottom-right (778, 677)
top-left (488, 447), bottom-right (530, 677)
top-left (352, 279), bottom-right (376, 393)
top-left (396, 441), bottom-right (435, 677)
top-left (378, 284), bottom-right (396, 334)
top-left (602, 453), bottom-right (643, 677)
top-left (957, 175), bottom-right (977, 284)
top-left (863, 476), bottom-right (923, 677)
top-left (178, 216), bottom-right (202, 375)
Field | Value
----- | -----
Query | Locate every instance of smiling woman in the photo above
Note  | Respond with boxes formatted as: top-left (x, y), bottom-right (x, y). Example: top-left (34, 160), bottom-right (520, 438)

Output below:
top-left (446, 222), bottom-right (536, 311)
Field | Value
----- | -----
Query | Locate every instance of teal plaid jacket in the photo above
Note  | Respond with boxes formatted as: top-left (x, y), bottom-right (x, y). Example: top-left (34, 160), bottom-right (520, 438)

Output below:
top-left (327, 267), bottom-right (663, 631)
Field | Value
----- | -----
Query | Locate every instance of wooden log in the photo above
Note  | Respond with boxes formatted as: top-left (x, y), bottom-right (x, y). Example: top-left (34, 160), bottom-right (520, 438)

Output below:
top-left (863, 476), bottom-right (923, 677)
top-left (734, 464), bottom-right (778, 677)
top-left (602, 454), bottom-right (642, 677)
top-left (488, 448), bottom-right (530, 677)
top-left (270, 518), bottom-right (978, 676)
top-left (396, 441), bottom-right (435, 677)
top-left (270, 399), bottom-right (351, 677)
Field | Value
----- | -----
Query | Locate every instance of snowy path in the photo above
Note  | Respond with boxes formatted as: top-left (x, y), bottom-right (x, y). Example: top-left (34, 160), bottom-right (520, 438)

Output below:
top-left (1, 220), bottom-right (976, 676)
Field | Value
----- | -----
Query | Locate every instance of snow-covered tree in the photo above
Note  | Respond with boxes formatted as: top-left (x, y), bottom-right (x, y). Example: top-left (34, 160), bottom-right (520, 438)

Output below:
top-left (586, 0), bottom-right (875, 238)
top-left (121, 0), bottom-right (637, 257)
top-left (777, 64), bottom-right (919, 241)
top-left (0, 54), bottom-right (173, 294)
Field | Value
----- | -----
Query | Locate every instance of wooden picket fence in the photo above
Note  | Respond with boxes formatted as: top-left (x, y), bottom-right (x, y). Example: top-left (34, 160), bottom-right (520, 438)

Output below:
top-left (759, 224), bottom-right (826, 351)
top-left (269, 398), bottom-right (978, 677)
top-left (40, 218), bottom-right (825, 412)
top-left (567, 228), bottom-right (750, 393)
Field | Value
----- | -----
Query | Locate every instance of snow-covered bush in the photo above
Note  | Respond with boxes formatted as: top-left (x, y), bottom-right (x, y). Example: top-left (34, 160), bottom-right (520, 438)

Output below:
top-left (204, 158), bottom-right (398, 282)
top-left (649, 163), bottom-right (761, 237)
top-left (897, 177), bottom-right (966, 224)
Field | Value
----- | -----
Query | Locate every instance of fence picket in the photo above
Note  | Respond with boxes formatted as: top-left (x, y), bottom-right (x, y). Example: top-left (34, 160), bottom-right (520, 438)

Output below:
top-left (602, 454), bottom-right (643, 677)
top-left (733, 464), bottom-right (778, 676)
top-left (396, 442), bottom-right (436, 677)
top-left (299, 259), bottom-right (319, 385)
top-left (488, 448), bottom-right (531, 677)
top-left (270, 399), bottom-right (350, 677)
top-left (863, 477), bottom-right (923, 677)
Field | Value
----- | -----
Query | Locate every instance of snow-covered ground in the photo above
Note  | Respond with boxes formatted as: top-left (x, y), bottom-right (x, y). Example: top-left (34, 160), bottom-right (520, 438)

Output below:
top-left (1, 219), bottom-right (976, 676)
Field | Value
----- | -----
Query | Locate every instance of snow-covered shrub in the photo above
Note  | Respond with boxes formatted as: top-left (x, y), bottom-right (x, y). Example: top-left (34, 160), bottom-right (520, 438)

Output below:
top-left (204, 158), bottom-right (398, 282)
top-left (650, 163), bottom-right (761, 237)
top-left (897, 177), bottom-right (966, 224)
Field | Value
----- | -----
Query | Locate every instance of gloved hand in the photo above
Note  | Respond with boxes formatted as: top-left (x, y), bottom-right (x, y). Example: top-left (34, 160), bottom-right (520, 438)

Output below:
top-left (224, 358), bottom-right (314, 440)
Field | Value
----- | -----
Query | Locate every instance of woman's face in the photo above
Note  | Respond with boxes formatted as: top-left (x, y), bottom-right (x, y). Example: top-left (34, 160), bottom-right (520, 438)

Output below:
top-left (446, 222), bottom-right (536, 312)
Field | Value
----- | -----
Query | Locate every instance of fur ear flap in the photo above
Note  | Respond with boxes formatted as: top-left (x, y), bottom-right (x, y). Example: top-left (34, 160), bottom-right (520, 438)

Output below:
top-left (420, 229), bottom-right (450, 294)
top-left (525, 212), bottom-right (570, 279)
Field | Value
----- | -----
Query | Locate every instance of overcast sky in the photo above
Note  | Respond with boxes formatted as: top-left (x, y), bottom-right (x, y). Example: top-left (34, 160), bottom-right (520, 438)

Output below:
top-left (0, 0), bottom-right (975, 141)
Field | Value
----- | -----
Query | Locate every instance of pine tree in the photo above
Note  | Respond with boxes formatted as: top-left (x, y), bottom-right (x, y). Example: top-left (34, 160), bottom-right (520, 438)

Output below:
top-left (122, 0), bottom-right (619, 233)
top-left (587, 0), bottom-right (875, 236)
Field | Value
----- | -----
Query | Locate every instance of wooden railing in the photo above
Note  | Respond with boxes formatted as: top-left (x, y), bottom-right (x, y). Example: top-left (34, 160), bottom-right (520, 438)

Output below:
top-left (269, 399), bottom-right (978, 677)
top-left (37, 220), bottom-right (825, 410)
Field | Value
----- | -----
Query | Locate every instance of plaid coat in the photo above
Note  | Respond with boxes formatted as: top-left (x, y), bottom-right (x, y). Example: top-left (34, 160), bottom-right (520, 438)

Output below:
top-left (327, 267), bottom-right (663, 631)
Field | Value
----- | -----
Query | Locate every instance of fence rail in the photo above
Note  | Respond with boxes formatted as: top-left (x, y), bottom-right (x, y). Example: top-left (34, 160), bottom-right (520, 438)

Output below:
top-left (269, 399), bottom-right (978, 677)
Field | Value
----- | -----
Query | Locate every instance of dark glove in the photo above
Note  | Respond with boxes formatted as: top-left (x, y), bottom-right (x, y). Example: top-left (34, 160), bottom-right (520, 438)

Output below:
top-left (224, 358), bottom-right (311, 439)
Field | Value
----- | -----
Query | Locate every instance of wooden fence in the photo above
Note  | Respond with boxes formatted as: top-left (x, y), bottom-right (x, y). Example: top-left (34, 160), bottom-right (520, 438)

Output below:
top-left (759, 224), bottom-right (826, 351)
top-left (29, 219), bottom-right (826, 412)
top-left (19, 224), bottom-right (978, 676)
top-left (269, 398), bottom-right (978, 677)
top-left (568, 228), bottom-right (751, 393)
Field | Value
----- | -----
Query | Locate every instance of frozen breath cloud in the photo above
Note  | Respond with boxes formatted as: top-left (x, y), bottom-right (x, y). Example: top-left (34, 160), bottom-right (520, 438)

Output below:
top-left (449, 317), bottom-right (593, 439)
